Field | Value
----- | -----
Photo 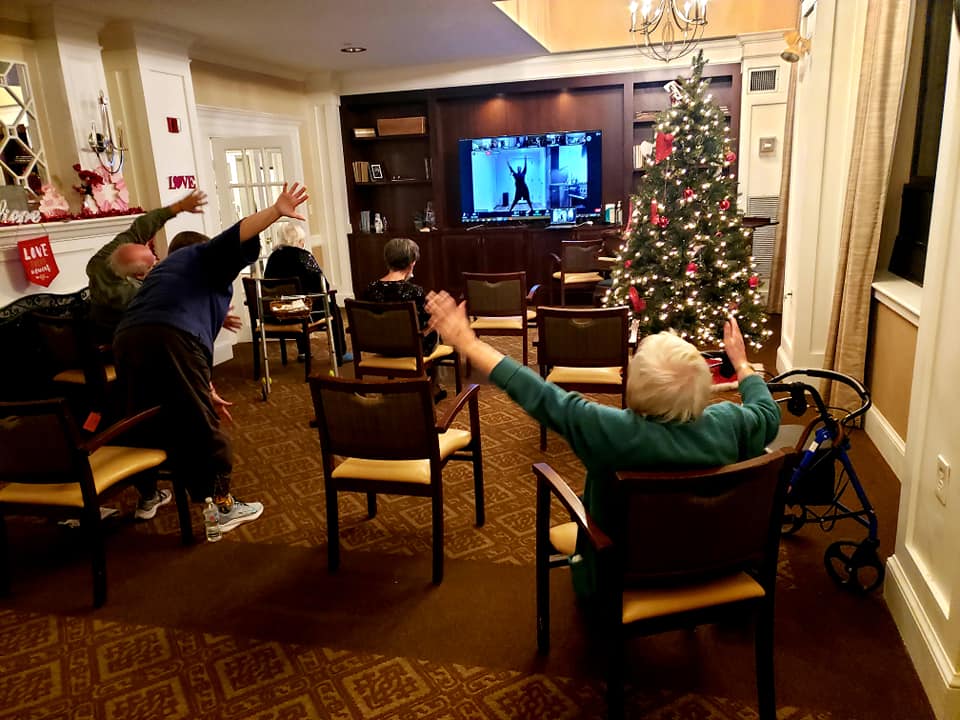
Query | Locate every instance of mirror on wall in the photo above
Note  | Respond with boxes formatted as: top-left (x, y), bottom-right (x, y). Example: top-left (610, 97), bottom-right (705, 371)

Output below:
top-left (0, 60), bottom-right (46, 199)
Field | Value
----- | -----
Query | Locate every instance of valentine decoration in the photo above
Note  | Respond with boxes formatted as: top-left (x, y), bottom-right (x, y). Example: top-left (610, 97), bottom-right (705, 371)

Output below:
top-left (18, 235), bottom-right (59, 287)
top-left (38, 184), bottom-right (71, 220)
top-left (629, 286), bottom-right (646, 313)
top-left (657, 215), bottom-right (670, 228)
top-left (649, 199), bottom-right (660, 225)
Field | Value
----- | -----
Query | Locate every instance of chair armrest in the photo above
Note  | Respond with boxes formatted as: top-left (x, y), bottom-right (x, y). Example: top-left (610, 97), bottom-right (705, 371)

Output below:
top-left (526, 284), bottom-right (542, 304)
top-left (533, 462), bottom-right (613, 552)
top-left (81, 406), bottom-right (161, 453)
top-left (548, 253), bottom-right (561, 268)
top-left (436, 383), bottom-right (480, 432)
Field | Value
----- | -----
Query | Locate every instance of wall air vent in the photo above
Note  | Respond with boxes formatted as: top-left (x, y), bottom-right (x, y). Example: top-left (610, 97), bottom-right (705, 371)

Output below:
top-left (746, 195), bottom-right (780, 284)
top-left (748, 67), bottom-right (779, 93)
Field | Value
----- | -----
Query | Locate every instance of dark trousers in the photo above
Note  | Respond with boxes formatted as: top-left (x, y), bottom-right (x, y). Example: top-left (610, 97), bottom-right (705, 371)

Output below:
top-left (113, 324), bottom-right (231, 502)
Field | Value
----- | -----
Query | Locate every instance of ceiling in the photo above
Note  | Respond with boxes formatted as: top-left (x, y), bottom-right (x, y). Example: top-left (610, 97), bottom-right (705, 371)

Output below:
top-left (18, 0), bottom-right (550, 75)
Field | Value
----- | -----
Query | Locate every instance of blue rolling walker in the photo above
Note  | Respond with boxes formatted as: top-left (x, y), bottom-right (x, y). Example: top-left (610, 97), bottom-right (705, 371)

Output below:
top-left (766, 369), bottom-right (883, 593)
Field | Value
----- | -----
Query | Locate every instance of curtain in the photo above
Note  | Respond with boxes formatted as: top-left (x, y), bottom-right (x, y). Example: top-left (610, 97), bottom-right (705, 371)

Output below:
top-left (824, 0), bottom-right (913, 408)
top-left (766, 63), bottom-right (797, 314)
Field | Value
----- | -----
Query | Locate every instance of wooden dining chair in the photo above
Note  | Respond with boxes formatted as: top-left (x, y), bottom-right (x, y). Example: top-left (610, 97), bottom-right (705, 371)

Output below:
top-left (0, 399), bottom-right (193, 608)
top-left (308, 375), bottom-right (483, 584)
top-left (463, 271), bottom-right (540, 369)
top-left (242, 276), bottom-right (328, 381)
top-left (534, 449), bottom-right (793, 719)
top-left (345, 299), bottom-right (462, 395)
top-left (536, 305), bottom-right (630, 450)
top-left (549, 239), bottom-right (606, 306)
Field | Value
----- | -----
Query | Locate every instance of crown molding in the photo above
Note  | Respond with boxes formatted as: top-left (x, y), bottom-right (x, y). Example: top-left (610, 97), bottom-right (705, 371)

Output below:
top-left (189, 45), bottom-right (307, 83)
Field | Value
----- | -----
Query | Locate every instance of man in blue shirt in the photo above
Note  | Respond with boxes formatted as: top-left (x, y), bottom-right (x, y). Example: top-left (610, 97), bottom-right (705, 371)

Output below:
top-left (114, 182), bottom-right (309, 532)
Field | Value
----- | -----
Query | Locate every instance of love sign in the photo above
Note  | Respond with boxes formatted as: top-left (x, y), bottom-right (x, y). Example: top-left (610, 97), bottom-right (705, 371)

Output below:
top-left (18, 235), bottom-right (59, 287)
top-left (167, 175), bottom-right (197, 190)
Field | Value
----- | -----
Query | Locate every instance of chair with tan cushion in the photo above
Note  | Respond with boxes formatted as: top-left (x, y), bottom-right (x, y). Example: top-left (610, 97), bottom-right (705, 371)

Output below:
top-left (242, 276), bottom-right (329, 382)
top-left (549, 239), bottom-right (606, 306)
top-left (308, 375), bottom-right (483, 584)
top-left (345, 299), bottom-right (462, 395)
top-left (534, 449), bottom-right (792, 720)
top-left (463, 271), bottom-right (540, 369)
top-left (536, 305), bottom-right (630, 450)
top-left (0, 399), bottom-right (193, 608)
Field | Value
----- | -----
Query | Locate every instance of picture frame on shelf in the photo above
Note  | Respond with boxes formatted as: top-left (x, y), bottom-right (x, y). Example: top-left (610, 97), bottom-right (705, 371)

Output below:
top-left (370, 163), bottom-right (384, 181)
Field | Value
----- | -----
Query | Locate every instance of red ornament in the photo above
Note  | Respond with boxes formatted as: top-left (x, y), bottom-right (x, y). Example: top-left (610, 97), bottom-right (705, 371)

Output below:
top-left (657, 215), bottom-right (670, 228)
top-left (686, 261), bottom-right (697, 274)
top-left (628, 286), bottom-right (647, 313)
top-left (655, 132), bottom-right (675, 163)
top-left (725, 151), bottom-right (737, 163)
top-left (749, 275), bottom-right (759, 288)
top-left (649, 199), bottom-right (660, 225)
top-left (719, 198), bottom-right (731, 211)
top-left (624, 260), bottom-right (632, 269)
top-left (683, 187), bottom-right (695, 199)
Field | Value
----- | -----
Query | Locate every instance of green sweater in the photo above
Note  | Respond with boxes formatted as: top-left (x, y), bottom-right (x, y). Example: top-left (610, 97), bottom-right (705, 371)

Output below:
top-left (86, 207), bottom-right (173, 328)
top-left (488, 357), bottom-right (781, 592)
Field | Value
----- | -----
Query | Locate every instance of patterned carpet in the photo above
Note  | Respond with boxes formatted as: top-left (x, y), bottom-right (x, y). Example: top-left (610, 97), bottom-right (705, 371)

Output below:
top-left (0, 330), bottom-right (935, 719)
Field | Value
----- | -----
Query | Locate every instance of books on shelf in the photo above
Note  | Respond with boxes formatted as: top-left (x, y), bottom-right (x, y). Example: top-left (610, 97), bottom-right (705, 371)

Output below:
top-left (352, 161), bottom-right (371, 183)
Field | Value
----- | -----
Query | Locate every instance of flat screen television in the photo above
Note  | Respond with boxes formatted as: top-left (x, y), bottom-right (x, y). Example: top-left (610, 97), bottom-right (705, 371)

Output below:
top-left (458, 130), bottom-right (602, 224)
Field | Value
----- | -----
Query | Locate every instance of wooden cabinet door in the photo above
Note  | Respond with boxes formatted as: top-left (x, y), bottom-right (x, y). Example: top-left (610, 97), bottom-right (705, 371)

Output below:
top-left (480, 230), bottom-right (528, 275)
top-left (439, 232), bottom-right (484, 297)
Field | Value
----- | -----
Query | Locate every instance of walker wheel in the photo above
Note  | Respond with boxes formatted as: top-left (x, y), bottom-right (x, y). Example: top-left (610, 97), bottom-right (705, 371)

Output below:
top-left (781, 507), bottom-right (805, 536)
top-left (824, 540), bottom-right (884, 593)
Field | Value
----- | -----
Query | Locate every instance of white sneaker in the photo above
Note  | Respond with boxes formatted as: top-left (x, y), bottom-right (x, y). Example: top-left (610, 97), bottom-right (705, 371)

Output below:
top-left (134, 489), bottom-right (173, 521)
top-left (217, 497), bottom-right (264, 532)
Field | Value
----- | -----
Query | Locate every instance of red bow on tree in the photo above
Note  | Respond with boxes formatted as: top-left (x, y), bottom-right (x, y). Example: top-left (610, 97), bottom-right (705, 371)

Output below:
top-left (655, 133), bottom-right (675, 163)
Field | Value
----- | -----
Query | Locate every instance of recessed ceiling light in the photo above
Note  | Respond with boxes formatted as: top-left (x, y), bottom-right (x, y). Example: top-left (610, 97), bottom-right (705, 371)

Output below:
top-left (341, 45), bottom-right (367, 53)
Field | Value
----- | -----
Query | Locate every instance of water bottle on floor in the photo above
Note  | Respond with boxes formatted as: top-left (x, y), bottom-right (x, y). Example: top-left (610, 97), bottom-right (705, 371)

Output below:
top-left (203, 497), bottom-right (222, 543)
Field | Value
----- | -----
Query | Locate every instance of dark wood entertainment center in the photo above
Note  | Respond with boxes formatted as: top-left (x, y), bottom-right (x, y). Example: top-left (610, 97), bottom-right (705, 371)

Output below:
top-left (340, 64), bottom-right (741, 296)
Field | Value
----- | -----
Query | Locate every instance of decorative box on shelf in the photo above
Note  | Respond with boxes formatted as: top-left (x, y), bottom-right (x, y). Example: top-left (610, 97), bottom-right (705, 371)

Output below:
top-left (353, 127), bottom-right (376, 138)
top-left (376, 116), bottom-right (426, 136)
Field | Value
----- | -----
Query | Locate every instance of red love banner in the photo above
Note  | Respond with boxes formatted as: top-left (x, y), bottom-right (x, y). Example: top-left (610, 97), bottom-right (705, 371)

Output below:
top-left (18, 235), bottom-right (59, 287)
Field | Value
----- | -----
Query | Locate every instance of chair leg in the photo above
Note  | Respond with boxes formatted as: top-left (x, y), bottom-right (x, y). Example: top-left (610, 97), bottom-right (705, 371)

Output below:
top-left (522, 330), bottom-right (528, 368)
top-left (366, 492), bottom-right (377, 519)
top-left (84, 506), bottom-right (107, 608)
top-left (173, 482), bottom-right (195, 546)
top-left (472, 447), bottom-right (485, 527)
top-left (535, 480), bottom-right (550, 654)
top-left (0, 514), bottom-right (9, 597)
top-left (280, 340), bottom-right (288, 366)
top-left (605, 623), bottom-right (626, 719)
top-left (432, 490), bottom-right (444, 585)
top-left (755, 601), bottom-right (777, 720)
top-left (304, 343), bottom-right (311, 381)
top-left (326, 486), bottom-right (340, 573)
top-left (453, 354), bottom-right (463, 394)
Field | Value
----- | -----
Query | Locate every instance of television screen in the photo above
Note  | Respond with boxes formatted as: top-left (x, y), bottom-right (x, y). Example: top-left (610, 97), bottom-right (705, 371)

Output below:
top-left (459, 130), bottom-right (602, 224)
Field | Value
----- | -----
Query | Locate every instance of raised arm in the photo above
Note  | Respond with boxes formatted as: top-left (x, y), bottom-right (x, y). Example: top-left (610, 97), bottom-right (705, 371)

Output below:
top-left (426, 291), bottom-right (504, 376)
top-left (238, 183), bottom-right (309, 242)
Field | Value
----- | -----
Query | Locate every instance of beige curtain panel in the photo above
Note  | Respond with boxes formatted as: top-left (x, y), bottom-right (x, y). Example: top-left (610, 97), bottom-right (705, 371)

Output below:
top-left (824, 0), bottom-right (912, 409)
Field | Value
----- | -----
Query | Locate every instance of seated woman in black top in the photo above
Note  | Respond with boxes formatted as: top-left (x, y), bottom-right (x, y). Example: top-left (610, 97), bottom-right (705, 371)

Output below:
top-left (361, 237), bottom-right (439, 356)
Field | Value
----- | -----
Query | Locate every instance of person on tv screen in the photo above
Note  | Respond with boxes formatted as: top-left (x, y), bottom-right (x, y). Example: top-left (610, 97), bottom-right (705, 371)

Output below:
top-left (508, 158), bottom-right (533, 214)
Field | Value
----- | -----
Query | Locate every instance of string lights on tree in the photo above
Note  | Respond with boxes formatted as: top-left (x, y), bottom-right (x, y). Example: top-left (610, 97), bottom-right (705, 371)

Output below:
top-left (604, 51), bottom-right (770, 350)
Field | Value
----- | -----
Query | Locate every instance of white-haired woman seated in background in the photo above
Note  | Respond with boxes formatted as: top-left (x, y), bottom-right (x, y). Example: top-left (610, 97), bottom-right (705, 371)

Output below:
top-left (424, 290), bottom-right (780, 595)
top-left (264, 222), bottom-right (350, 363)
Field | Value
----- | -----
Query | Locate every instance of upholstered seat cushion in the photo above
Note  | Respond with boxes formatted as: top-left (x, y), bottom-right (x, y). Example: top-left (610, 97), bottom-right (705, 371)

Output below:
top-left (552, 271), bottom-right (604, 284)
top-left (621, 572), bottom-right (766, 624)
top-left (546, 366), bottom-right (622, 385)
top-left (0, 445), bottom-right (167, 507)
top-left (358, 344), bottom-right (455, 372)
top-left (53, 365), bottom-right (117, 385)
top-left (258, 319), bottom-right (327, 334)
top-left (549, 521), bottom-right (578, 556)
top-left (331, 428), bottom-right (472, 484)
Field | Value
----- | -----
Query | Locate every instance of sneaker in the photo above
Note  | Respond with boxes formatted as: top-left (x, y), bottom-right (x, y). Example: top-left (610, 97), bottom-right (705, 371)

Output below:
top-left (134, 488), bottom-right (173, 521)
top-left (217, 497), bottom-right (264, 532)
top-left (340, 351), bottom-right (354, 363)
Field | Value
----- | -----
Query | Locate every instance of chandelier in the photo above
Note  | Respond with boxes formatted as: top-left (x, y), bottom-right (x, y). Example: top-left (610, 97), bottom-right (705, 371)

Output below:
top-left (628, 0), bottom-right (709, 63)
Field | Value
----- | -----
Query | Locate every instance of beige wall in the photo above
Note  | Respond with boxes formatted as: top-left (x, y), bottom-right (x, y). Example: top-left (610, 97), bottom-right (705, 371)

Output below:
top-left (866, 300), bottom-right (916, 438)
top-left (191, 61), bottom-right (307, 117)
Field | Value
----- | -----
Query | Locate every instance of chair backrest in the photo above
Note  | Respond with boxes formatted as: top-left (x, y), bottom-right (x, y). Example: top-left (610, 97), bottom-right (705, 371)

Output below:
top-left (613, 449), bottom-right (792, 589)
top-left (345, 299), bottom-right (424, 360)
top-left (560, 240), bottom-right (604, 273)
top-left (537, 305), bottom-right (629, 368)
top-left (32, 312), bottom-right (110, 391)
top-left (463, 271), bottom-right (527, 318)
top-left (308, 375), bottom-right (437, 461)
top-left (0, 399), bottom-right (92, 490)
top-left (241, 276), bottom-right (302, 325)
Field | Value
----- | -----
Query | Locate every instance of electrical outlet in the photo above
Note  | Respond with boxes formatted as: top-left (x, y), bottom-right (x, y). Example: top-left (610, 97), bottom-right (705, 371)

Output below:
top-left (935, 455), bottom-right (950, 506)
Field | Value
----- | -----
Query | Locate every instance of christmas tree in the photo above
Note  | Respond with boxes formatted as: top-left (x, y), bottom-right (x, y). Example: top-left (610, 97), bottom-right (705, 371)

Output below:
top-left (604, 51), bottom-right (770, 350)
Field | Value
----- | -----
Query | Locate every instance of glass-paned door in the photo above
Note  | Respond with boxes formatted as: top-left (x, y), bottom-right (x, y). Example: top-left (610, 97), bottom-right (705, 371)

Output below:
top-left (212, 136), bottom-right (297, 274)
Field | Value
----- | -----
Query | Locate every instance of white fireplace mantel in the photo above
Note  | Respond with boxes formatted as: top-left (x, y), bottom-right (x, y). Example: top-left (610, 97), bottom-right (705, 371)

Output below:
top-left (0, 214), bottom-right (142, 307)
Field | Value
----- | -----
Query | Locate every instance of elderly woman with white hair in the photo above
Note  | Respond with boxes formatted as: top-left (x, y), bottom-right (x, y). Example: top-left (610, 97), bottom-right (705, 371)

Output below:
top-left (425, 290), bottom-right (780, 594)
top-left (264, 221), bottom-right (350, 363)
